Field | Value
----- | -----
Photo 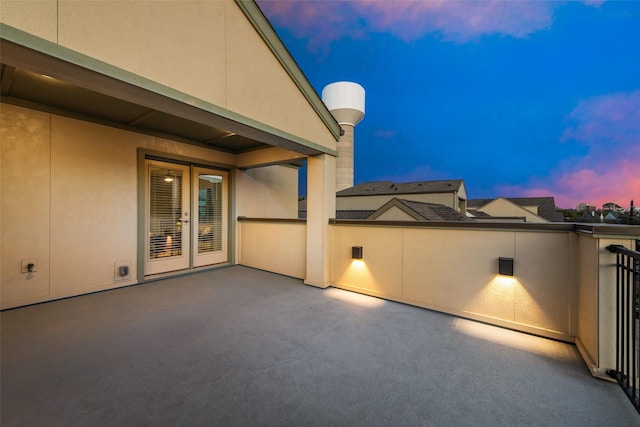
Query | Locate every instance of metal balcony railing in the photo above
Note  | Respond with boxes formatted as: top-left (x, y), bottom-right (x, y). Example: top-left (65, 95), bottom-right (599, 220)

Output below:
top-left (606, 243), bottom-right (640, 414)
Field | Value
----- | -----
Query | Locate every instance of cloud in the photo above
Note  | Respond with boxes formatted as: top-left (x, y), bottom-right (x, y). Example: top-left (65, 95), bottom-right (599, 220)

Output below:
top-left (372, 129), bottom-right (397, 139)
top-left (497, 91), bottom-right (640, 208)
top-left (258, 0), bottom-right (561, 53)
top-left (582, 0), bottom-right (606, 7)
top-left (356, 0), bottom-right (555, 43)
top-left (257, 1), bottom-right (368, 55)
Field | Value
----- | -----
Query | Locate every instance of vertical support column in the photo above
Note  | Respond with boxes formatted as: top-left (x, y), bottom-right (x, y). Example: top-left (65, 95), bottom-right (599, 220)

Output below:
top-left (305, 153), bottom-right (336, 288)
top-left (576, 231), bottom-right (639, 379)
top-left (336, 124), bottom-right (354, 192)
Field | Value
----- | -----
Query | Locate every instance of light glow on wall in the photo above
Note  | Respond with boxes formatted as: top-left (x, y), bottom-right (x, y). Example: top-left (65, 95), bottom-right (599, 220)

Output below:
top-left (493, 275), bottom-right (516, 287)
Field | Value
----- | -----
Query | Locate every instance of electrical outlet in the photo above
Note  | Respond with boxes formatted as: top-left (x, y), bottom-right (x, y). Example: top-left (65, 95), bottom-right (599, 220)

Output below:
top-left (114, 260), bottom-right (131, 282)
top-left (21, 259), bottom-right (38, 273)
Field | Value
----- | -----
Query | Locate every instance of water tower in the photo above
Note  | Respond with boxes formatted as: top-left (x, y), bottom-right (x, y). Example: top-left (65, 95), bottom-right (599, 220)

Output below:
top-left (322, 82), bottom-right (365, 192)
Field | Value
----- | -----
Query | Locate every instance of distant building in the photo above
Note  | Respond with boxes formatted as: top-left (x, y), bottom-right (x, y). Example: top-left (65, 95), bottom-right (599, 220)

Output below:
top-left (336, 180), bottom-right (467, 212)
top-left (367, 198), bottom-right (472, 222)
top-left (467, 197), bottom-right (564, 223)
top-left (298, 197), bottom-right (470, 222)
top-left (602, 202), bottom-right (623, 212)
top-left (604, 212), bottom-right (620, 223)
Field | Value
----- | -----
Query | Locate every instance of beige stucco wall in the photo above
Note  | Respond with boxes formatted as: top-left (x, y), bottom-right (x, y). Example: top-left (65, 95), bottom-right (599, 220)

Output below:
top-left (235, 166), bottom-right (298, 219)
top-left (575, 233), bottom-right (637, 378)
top-left (576, 234), bottom-right (599, 370)
top-left (473, 198), bottom-right (546, 222)
top-left (0, 0), bottom-right (336, 152)
top-left (337, 193), bottom-right (456, 211)
top-left (1, 104), bottom-right (299, 309)
top-left (238, 220), bottom-right (306, 279)
top-left (1, 104), bottom-right (52, 304)
top-left (0, 0), bottom-right (57, 42)
top-left (332, 224), bottom-right (578, 341)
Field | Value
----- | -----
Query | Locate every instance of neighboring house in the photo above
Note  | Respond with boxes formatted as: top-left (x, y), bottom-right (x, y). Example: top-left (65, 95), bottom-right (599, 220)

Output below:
top-left (299, 197), bottom-right (470, 222)
top-left (604, 212), bottom-right (620, 223)
top-left (467, 197), bottom-right (564, 223)
top-left (580, 209), bottom-right (603, 223)
top-left (0, 0), bottom-right (340, 309)
top-left (368, 198), bottom-right (472, 222)
top-left (298, 200), bottom-right (375, 220)
top-left (336, 179), bottom-right (467, 212)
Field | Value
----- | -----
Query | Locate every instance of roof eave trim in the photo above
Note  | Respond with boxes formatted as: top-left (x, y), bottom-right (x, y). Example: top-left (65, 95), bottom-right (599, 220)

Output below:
top-left (235, 0), bottom-right (341, 141)
top-left (0, 23), bottom-right (336, 157)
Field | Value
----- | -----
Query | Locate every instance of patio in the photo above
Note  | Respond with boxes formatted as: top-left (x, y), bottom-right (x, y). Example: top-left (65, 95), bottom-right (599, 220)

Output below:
top-left (1, 266), bottom-right (638, 426)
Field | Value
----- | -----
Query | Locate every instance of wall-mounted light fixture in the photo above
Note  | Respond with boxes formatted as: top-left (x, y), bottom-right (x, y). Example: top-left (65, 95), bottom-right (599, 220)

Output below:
top-left (498, 257), bottom-right (514, 276)
top-left (352, 246), bottom-right (363, 260)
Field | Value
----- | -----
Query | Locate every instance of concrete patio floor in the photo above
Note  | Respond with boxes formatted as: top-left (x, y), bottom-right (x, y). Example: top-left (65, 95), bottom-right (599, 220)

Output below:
top-left (1, 265), bottom-right (638, 426)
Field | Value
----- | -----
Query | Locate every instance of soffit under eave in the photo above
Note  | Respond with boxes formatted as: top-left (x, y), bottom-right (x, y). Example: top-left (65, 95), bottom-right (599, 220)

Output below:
top-left (235, 0), bottom-right (341, 142)
top-left (0, 25), bottom-right (336, 158)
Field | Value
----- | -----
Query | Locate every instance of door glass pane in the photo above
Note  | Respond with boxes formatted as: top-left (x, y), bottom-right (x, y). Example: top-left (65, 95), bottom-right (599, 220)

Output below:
top-left (149, 167), bottom-right (183, 259)
top-left (198, 174), bottom-right (222, 253)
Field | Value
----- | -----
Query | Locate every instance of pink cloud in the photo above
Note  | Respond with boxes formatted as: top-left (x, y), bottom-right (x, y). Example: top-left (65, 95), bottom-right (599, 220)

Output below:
top-left (498, 91), bottom-right (640, 209)
top-left (357, 0), bottom-right (555, 43)
top-left (257, 0), bottom-right (559, 53)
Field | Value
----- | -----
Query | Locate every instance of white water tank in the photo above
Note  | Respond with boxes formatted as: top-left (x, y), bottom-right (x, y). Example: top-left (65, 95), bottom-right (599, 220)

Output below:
top-left (322, 82), bottom-right (365, 126)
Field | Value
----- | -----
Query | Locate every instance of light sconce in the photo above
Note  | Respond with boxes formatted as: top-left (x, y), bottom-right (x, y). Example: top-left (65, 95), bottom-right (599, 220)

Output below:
top-left (498, 257), bottom-right (514, 276)
top-left (352, 246), bottom-right (363, 260)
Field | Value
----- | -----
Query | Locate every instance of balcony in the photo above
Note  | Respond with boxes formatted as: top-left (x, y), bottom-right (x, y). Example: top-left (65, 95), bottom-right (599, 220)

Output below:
top-left (1, 264), bottom-right (638, 425)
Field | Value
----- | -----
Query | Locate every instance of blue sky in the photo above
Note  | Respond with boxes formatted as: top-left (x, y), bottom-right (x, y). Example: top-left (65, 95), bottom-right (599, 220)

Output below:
top-left (257, 0), bottom-right (639, 208)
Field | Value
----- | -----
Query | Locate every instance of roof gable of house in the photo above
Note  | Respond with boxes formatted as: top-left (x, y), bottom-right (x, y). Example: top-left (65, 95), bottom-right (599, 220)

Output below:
top-left (369, 198), bottom-right (472, 222)
top-left (468, 196), bottom-right (563, 222)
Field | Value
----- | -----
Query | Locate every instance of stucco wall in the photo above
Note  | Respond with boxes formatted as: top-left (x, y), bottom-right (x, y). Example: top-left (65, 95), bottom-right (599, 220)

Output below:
top-left (0, 0), bottom-right (57, 42)
top-left (238, 220), bottom-right (306, 279)
top-left (332, 224), bottom-right (578, 341)
top-left (235, 166), bottom-right (298, 219)
top-left (0, 0), bottom-right (336, 152)
top-left (575, 233), bottom-right (637, 377)
top-left (576, 234), bottom-right (599, 369)
top-left (0, 104), bottom-right (298, 309)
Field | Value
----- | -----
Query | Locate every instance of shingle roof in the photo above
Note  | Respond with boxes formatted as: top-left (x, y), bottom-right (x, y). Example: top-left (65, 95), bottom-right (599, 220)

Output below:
top-left (297, 201), bottom-right (374, 220)
top-left (336, 210), bottom-right (376, 220)
top-left (467, 197), bottom-right (564, 222)
top-left (337, 180), bottom-right (464, 197)
top-left (468, 210), bottom-right (492, 218)
top-left (370, 198), bottom-right (472, 222)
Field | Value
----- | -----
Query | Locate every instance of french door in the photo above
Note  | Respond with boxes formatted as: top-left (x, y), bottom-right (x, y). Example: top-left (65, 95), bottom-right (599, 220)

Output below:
top-left (144, 160), bottom-right (228, 276)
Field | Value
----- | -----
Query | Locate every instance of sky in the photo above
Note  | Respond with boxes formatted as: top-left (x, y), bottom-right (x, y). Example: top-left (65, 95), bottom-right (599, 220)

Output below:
top-left (256, 0), bottom-right (639, 209)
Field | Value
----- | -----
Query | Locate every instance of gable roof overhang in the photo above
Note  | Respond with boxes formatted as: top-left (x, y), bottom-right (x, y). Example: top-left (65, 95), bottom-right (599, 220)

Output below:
top-left (336, 179), bottom-right (465, 197)
top-left (1, 23), bottom-right (338, 158)
top-left (368, 198), bottom-right (425, 221)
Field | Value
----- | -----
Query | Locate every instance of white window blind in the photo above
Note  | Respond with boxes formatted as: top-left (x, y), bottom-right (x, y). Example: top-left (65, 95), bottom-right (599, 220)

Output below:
top-left (198, 174), bottom-right (222, 253)
top-left (149, 167), bottom-right (183, 259)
